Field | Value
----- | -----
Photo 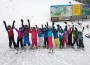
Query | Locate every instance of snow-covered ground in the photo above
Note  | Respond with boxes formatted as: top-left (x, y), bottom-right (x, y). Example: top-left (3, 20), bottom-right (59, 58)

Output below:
top-left (1, 20), bottom-right (90, 65)
top-left (0, 21), bottom-right (90, 65)
top-left (0, 0), bottom-right (90, 65)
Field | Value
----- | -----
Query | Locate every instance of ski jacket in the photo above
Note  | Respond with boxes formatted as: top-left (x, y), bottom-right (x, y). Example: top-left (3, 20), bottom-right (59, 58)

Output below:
top-left (78, 32), bottom-right (83, 40)
top-left (59, 30), bottom-right (64, 39)
top-left (53, 31), bottom-right (58, 39)
top-left (29, 29), bottom-right (39, 39)
top-left (15, 29), bottom-right (23, 39)
top-left (23, 27), bottom-right (29, 37)
top-left (4, 22), bottom-right (15, 38)
top-left (38, 32), bottom-right (43, 37)
top-left (48, 30), bottom-right (53, 37)
top-left (43, 30), bottom-right (48, 38)
top-left (72, 30), bottom-right (78, 39)
top-left (7, 29), bottom-right (14, 37)
top-left (38, 28), bottom-right (43, 37)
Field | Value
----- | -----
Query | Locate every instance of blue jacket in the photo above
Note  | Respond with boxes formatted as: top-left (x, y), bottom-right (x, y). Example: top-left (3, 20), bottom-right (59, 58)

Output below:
top-left (48, 30), bottom-right (53, 37)
top-left (53, 31), bottom-right (58, 39)
top-left (43, 30), bottom-right (48, 38)
top-left (44, 23), bottom-right (54, 38)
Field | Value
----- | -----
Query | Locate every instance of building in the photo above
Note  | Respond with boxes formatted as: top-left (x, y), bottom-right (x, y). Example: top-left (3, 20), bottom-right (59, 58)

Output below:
top-left (75, 0), bottom-right (90, 4)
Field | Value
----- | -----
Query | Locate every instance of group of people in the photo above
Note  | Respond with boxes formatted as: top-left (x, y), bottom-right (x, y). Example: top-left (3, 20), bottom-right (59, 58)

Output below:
top-left (3, 19), bottom-right (85, 53)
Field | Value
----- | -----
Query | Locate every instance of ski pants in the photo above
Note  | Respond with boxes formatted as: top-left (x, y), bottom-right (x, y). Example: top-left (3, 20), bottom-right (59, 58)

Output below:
top-left (59, 38), bottom-right (64, 48)
top-left (44, 38), bottom-right (48, 48)
top-left (72, 38), bottom-right (79, 47)
top-left (79, 39), bottom-right (84, 48)
top-left (9, 37), bottom-right (17, 48)
top-left (54, 38), bottom-right (60, 48)
top-left (24, 36), bottom-right (30, 46)
top-left (32, 38), bottom-right (37, 48)
top-left (38, 37), bottom-right (43, 47)
top-left (17, 38), bottom-right (23, 48)
top-left (48, 37), bottom-right (53, 49)
top-left (68, 35), bottom-right (72, 46)
top-left (64, 38), bottom-right (68, 47)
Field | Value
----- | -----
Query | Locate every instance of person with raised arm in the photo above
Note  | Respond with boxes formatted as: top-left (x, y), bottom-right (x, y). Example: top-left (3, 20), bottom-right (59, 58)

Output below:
top-left (14, 21), bottom-right (23, 50)
top-left (3, 20), bottom-right (17, 49)
top-left (21, 19), bottom-right (31, 50)
top-left (29, 25), bottom-right (40, 49)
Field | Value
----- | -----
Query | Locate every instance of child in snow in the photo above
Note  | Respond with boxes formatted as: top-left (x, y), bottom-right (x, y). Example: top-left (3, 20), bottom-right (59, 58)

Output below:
top-left (47, 22), bottom-right (54, 53)
top-left (38, 27), bottom-right (43, 48)
top-left (68, 27), bottom-right (72, 47)
top-left (14, 21), bottom-right (23, 50)
top-left (63, 30), bottom-right (68, 48)
top-left (3, 20), bottom-right (17, 49)
top-left (21, 19), bottom-right (31, 50)
top-left (42, 26), bottom-right (48, 48)
top-left (63, 24), bottom-right (68, 48)
top-left (53, 28), bottom-right (60, 48)
top-left (59, 26), bottom-right (64, 49)
top-left (78, 31), bottom-right (84, 50)
top-left (72, 27), bottom-right (79, 49)
top-left (29, 26), bottom-right (40, 49)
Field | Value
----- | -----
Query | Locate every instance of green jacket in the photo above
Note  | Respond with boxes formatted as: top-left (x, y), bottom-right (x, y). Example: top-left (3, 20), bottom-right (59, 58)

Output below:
top-left (73, 30), bottom-right (78, 39)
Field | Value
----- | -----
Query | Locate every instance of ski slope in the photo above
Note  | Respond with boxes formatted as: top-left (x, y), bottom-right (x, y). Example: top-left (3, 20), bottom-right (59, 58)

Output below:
top-left (0, 23), bottom-right (90, 65)
top-left (0, 0), bottom-right (90, 65)
top-left (0, 21), bottom-right (90, 65)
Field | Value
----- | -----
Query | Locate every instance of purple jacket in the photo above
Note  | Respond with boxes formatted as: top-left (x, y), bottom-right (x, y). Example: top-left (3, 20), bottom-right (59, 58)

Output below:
top-left (16, 29), bottom-right (23, 39)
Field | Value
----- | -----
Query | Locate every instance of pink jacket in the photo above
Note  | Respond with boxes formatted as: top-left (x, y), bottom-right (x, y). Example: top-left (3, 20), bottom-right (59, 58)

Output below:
top-left (16, 29), bottom-right (23, 39)
top-left (64, 31), bottom-right (68, 40)
top-left (64, 27), bottom-right (72, 40)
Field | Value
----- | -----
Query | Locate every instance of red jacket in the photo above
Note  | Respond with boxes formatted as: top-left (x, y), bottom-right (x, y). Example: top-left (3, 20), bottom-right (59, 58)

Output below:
top-left (29, 29), bottom-right (40, 39)
top-left (7, 29), bottom-right (14, 37)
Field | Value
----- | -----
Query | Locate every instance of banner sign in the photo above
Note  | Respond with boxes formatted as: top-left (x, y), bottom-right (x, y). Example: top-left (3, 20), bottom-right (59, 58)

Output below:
top-left (50, 5), bottom-right (72, 21)
top-left (50, 4), bottom-right (90, 22)
top-left (73, 4), bottom-right (81, 16)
